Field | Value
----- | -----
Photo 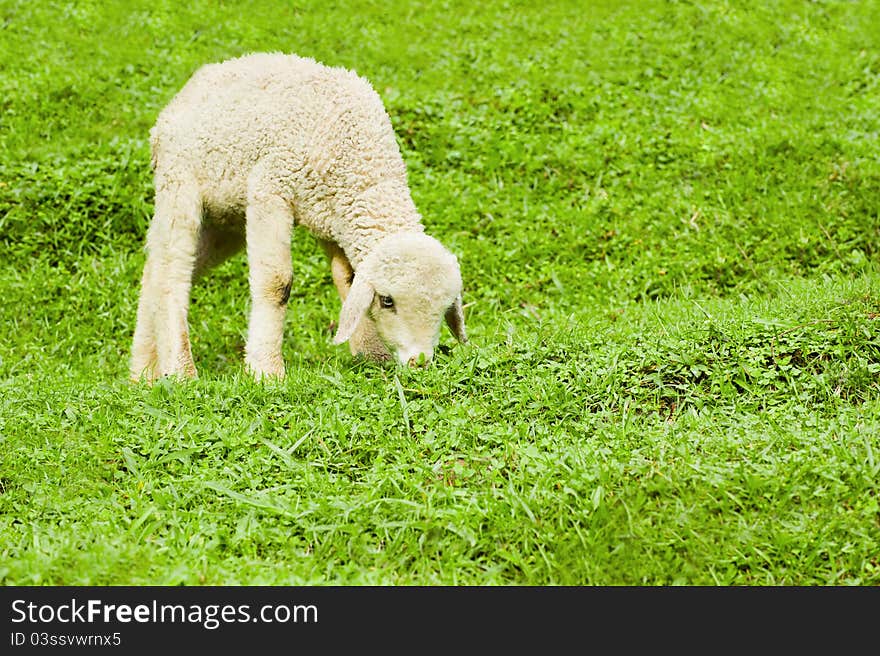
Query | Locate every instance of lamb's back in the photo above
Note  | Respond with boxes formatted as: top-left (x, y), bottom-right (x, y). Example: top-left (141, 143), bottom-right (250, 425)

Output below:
top-left (149, 53), bottom-right (390, 175)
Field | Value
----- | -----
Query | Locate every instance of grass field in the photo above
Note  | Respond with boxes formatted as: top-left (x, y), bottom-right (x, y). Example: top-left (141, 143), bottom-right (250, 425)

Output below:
top-left (1, 0), bottom-right (878, 585)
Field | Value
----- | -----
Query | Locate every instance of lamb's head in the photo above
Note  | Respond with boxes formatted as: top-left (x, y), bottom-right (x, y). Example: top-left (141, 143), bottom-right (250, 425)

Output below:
top-left (333, 232), bottom-right (467, 366)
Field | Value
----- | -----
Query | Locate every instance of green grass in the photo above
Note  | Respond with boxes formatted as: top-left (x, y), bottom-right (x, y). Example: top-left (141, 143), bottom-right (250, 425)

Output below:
top-left (1, 0), bottom-right (878, 585)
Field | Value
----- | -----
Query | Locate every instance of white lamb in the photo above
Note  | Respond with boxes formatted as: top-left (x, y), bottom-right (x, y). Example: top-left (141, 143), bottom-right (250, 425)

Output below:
top-left (130, 52), bottom-right (467, 382)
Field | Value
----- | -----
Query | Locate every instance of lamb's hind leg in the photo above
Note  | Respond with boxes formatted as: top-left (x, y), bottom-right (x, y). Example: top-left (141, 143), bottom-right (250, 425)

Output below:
top-left (133, 175), bottom-right (202, 381)
top-left (130, 254), bottom-right (160, 381)
top-left (244, 192), bottom-right (294, 380)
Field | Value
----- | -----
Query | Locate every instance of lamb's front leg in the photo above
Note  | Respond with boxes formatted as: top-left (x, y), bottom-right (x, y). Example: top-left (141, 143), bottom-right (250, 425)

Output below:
top-left (244, 193), bottom-right (294, 380)
top-left (319, 239), bottom-right (390, 361)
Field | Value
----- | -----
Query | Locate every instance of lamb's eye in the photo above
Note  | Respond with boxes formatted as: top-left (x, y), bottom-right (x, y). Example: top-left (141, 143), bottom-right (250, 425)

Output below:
top-left (378, 295), bottom-right (395, 309)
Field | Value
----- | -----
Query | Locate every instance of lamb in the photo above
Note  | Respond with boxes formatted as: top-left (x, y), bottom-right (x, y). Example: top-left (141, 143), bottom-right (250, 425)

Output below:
top-left (129, 52), bottom-right (467, 382)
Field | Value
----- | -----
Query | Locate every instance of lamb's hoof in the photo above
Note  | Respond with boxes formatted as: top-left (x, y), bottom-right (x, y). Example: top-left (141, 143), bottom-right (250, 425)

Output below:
top-left (133, 361), bottom-right (197, 384)
top-left (245, 358), bottom-right (285, 382)
top-left (130, 373), bottom-right (156, 385)
top-left (158, 369), bottom-right (199, 383)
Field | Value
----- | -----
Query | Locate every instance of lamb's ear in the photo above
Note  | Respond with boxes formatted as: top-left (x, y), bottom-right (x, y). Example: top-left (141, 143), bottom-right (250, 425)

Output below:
top-left (445, 295), bottom-right (467, 343)
top-left (333, 274), bottom-right (374, 345)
